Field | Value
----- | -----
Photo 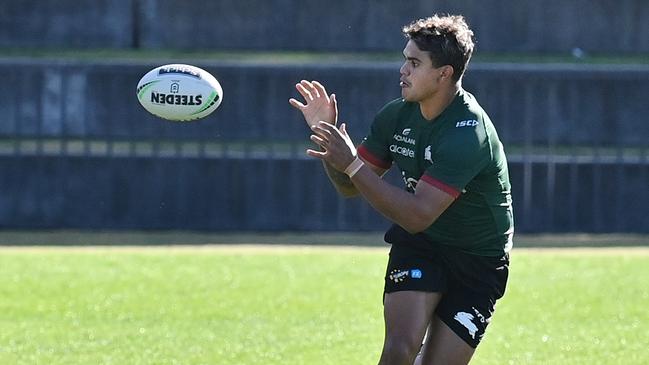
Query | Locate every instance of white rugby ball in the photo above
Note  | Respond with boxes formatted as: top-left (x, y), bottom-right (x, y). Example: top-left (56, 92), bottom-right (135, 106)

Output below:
top-left (136, 64), bottom-right (223, 121)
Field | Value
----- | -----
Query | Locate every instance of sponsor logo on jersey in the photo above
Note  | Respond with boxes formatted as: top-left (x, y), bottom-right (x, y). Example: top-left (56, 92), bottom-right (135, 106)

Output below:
top-left (392, 134), bottom-right (415, 145)
top-left (424, 145), bottom-right (433, 163)
top-left (456, 119), bottom-right (479, 128)
top-left (402, 128), bottom-right (411, 136)
top-left (401, 171), bottom-right (418, 192)
top-left (389, 144), bottom-right (415, 157)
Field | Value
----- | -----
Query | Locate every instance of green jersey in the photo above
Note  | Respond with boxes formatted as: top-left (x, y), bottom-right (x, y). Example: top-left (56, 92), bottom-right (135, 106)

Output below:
top-left (358, 89), bottom-right (514, 256)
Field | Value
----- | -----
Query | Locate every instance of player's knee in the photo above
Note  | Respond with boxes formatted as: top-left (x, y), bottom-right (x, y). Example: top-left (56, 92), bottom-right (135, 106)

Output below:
top-left (381, 336), bottom-right (421, 364)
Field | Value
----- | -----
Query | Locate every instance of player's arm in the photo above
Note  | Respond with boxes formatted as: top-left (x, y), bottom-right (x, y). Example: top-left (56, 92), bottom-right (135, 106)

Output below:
top-left (321, 156), bottom-right (388, 198)
top-left (310, 121), bottom-right (455, 232)
top-left (348, 164), bottom-right (456, 233)
top-left (289, 80), bottom-right (388, 196)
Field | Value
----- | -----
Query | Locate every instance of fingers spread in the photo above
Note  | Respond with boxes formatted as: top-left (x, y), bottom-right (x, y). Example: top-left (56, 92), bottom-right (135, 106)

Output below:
top-left (296, 83), bottom-right (313, 101)
top-left (299, 80), bottom-right (319, 97)
top-left (340, 122), bottom-right (348, 136)
top-left (314, 121), bottom-right (337, 135)
top-left (312, 121), bottom-right (331, 132)
top-left (311, 81), bottom-right (327, 99)
top-left (310, 134), bottom-right (327, 147)
top-left (288, 98), bottom-right (305, 109)
top-left (306, 148), bottom-right (326, 158)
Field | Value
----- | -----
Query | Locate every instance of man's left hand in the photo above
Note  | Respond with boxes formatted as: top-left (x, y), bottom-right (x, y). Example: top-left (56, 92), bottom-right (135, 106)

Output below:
top-left (307, 122), bottom-right (357, 172)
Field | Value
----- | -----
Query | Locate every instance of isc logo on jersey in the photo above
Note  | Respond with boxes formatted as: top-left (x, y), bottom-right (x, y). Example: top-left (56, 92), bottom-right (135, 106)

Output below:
top-left (456, 120), bottom-right (479, 128)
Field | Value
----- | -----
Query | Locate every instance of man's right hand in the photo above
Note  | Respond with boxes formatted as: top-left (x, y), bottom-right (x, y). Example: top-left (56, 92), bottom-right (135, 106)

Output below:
top-left (289, 80), bottom-right (338, 129)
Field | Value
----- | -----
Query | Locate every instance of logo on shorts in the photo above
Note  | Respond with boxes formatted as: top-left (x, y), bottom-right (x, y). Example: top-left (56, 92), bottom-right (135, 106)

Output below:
top-left (389, 269), bottom-right (409, 283)
top-left (389, 268), bottom-right (422, 283)
top-left (454, 312), bottom-right (479, 339)
top-left (454, 307), bottom-right (489, 340)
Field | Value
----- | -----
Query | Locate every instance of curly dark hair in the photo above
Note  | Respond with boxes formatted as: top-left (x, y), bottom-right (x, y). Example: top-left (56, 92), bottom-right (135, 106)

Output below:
top-left (402, 14), bottom-right (475, 82)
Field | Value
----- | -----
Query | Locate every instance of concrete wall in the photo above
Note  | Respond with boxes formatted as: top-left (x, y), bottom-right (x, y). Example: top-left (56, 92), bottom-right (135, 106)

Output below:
top-left (139, 0), bottom-right (649, 54)
top-left (1, 60), bottom-right (649, 233)
top-left (2, 155), bottom-right (648, 233)
top-left (2, 0), bottom-right (649, 54)
top-left (2, 60), bottom-right (649, 146)
top-left (0, 155), bottom-right (376, 231)
top-left (0, 0), bottom-right (134, 48)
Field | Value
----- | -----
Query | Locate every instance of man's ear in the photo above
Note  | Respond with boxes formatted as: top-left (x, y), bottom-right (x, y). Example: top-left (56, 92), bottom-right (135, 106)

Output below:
top-left (440, 65), bottom-right (455, 81)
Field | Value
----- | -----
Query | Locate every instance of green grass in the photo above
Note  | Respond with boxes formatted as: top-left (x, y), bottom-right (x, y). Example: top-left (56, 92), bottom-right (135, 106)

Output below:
top-left (479, 249), bottom-right (649, 365)
top-left (2, 48), bottom-right (649, 65)
top-left (0, 246), bottom-right (647, 364)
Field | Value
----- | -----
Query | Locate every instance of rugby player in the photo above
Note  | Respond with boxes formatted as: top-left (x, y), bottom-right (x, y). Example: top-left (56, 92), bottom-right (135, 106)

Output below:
top-left (289, 14), bottom-right (514, 365)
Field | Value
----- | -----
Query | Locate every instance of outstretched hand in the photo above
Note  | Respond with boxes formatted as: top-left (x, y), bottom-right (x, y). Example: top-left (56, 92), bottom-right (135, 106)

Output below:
top-left (308, 122), bottom-right (356, 172)
top-left (289, 80), bottom-right (338, 129)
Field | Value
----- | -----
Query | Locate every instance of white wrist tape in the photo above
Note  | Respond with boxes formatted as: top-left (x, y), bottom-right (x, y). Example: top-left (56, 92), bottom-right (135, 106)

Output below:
top-left (344, 157), bottom-right (364, 178)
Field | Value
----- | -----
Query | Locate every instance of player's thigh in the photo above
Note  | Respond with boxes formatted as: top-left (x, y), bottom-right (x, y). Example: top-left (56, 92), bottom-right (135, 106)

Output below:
top-left (383, 291), bottom-right (442, 342)
top-left (418, 314), bottom-right (475, 365)
top-left (382, 241), bottom-right (448, 351)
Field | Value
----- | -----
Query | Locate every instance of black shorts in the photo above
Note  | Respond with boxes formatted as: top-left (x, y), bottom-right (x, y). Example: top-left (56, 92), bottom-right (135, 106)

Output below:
top-left (383, 224), bottom-right (509, 348)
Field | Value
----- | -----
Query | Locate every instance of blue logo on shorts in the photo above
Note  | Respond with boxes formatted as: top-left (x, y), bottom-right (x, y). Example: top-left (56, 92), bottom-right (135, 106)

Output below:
top-left (411, 269), bottom-right (422, 279)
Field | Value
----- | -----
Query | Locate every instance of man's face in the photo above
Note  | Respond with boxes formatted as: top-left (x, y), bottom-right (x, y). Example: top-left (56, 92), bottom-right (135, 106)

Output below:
top-left (399, 40), bottom-right (447, 102)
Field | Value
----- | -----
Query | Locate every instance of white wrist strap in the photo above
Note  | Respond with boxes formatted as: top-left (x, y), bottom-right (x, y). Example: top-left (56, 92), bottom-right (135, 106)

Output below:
top-left (344, 157), bottom-right (364, 178)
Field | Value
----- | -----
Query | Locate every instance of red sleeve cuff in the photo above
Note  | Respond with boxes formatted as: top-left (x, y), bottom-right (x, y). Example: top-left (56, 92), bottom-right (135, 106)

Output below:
top-left (358, 145), bottom-right (392, 170)
top-left (420, 175), bottom-right (461, 199)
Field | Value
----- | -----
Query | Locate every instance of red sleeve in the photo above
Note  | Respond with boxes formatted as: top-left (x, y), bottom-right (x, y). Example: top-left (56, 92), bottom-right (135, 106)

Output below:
top-left (420, 174), bottom-right (461, 199)
top-left (358, 145), bottom-right (392, 170)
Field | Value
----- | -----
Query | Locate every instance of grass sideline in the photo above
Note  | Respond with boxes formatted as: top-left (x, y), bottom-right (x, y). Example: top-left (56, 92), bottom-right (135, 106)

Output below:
top-left (0, 245), bottom-right (647, 365)
top-left (0, 230), bottom-right (648, 248)
top-left (2, 48), bottom-right (649, 65)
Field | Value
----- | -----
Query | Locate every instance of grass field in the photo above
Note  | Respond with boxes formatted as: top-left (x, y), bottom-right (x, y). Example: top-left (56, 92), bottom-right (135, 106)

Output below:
top-left (3, 48), bottom-right (649, 65)
top-left (1, 244), bottom-right (648, 365)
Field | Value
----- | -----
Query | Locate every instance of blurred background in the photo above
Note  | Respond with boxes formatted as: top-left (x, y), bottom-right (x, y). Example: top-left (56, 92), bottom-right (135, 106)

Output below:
top-left (1, 0), bottom-right (648, 239)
